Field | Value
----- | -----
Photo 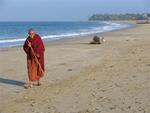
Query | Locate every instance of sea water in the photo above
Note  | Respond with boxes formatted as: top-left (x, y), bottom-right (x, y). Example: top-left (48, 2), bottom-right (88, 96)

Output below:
top-left (0, 21), bottom-right (130, 48)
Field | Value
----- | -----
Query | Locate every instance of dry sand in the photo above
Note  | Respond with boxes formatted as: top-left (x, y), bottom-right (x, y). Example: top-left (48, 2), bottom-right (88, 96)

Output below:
top-left (0, 23), bottom-right (150, 113)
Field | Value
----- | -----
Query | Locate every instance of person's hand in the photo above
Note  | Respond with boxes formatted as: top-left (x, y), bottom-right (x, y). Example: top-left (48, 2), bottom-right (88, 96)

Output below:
top-left (36, 54), bottom-right (40, 58)
top-left (28, 42), bottom-right (31, 47)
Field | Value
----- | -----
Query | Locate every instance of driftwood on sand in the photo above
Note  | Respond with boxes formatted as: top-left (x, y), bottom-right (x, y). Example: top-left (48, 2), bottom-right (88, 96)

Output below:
top-left (90, 36), bottom-right (105, 44)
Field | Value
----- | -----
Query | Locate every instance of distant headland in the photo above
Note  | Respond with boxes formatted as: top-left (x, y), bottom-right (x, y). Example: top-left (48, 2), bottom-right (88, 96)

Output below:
top-left (88, 13), bottom-right (150, 21)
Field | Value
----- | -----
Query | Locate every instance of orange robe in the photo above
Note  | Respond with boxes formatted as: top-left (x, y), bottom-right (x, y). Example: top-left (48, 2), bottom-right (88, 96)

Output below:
top-left (23, 34), bottom-right (45, 81)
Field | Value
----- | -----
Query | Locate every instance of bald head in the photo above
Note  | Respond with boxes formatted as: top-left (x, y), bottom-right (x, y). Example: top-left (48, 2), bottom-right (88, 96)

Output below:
top-left (28, 28), bottom-right (36, 38)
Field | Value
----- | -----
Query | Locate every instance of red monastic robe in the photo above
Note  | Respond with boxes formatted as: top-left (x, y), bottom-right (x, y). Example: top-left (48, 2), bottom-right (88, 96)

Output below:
top-left (23, 34), bottom-right (45, 81)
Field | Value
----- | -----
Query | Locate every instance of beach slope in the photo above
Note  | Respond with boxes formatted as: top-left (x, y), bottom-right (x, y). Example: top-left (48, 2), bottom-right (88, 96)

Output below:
top-left (0, 23), bottom-right (150, 113)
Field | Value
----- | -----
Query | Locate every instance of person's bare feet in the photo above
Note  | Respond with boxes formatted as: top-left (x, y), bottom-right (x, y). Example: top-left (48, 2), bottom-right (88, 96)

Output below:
top-left (24, 83), bottom-right (33, 89)
top-left (37, 80), bottom-right (41, 86)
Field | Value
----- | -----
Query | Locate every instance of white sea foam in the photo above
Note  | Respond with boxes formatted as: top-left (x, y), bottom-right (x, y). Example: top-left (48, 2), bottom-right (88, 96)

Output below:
top-left (0, 38), bottom-right (26, 43)
top-left (0, 22), bottom-right (129, 47)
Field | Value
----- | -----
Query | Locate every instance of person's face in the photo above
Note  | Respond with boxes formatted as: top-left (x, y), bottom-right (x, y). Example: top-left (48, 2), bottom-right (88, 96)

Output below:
top-left (28, 31), bottom-right (35, 38)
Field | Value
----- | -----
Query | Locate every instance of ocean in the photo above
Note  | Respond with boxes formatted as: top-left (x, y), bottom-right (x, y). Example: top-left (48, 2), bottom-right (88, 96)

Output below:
top-left (0, 21), bottom-right (130, 48)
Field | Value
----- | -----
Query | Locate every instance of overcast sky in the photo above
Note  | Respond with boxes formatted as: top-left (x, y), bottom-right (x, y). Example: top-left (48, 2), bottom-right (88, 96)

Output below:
top-left (0, 0), bottom-right (149, 21)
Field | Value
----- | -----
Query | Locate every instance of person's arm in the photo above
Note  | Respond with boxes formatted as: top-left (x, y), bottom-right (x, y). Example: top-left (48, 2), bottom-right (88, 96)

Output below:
top-left (23, 39), bottom-right (30, 54)
top-left (23, 38), bottom-right (35, 59)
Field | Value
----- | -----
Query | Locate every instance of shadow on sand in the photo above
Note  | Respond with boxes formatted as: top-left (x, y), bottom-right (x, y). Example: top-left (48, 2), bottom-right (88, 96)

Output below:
top-left (0, 78), bottom-right (25, 87)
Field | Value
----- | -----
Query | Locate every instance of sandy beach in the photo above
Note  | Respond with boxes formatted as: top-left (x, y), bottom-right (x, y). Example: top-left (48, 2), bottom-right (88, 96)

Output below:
top-left (0, 22), bottom-right (150, 113)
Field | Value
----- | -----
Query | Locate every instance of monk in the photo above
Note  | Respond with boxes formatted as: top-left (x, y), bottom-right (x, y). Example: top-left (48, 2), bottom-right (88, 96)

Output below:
top-left (23, 28), bottom-right (45, 88)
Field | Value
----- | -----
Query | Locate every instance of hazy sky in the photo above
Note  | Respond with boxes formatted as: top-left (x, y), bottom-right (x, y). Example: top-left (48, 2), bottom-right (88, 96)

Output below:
top-left (0, 0), bottom-right (149, 21)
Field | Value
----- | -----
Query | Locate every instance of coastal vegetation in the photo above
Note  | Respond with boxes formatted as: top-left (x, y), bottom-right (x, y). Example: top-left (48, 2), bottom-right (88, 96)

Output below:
top-left (88, 13), bottom-right (150, 21)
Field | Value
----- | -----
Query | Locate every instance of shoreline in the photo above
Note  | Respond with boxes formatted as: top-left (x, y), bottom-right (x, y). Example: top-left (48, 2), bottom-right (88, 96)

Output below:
top-left (0, 21), bottom-right (134, 49)
top-left (0, 22), bottom-right (150, 113)
top-left (46, 22), bottom-right (135, 45)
